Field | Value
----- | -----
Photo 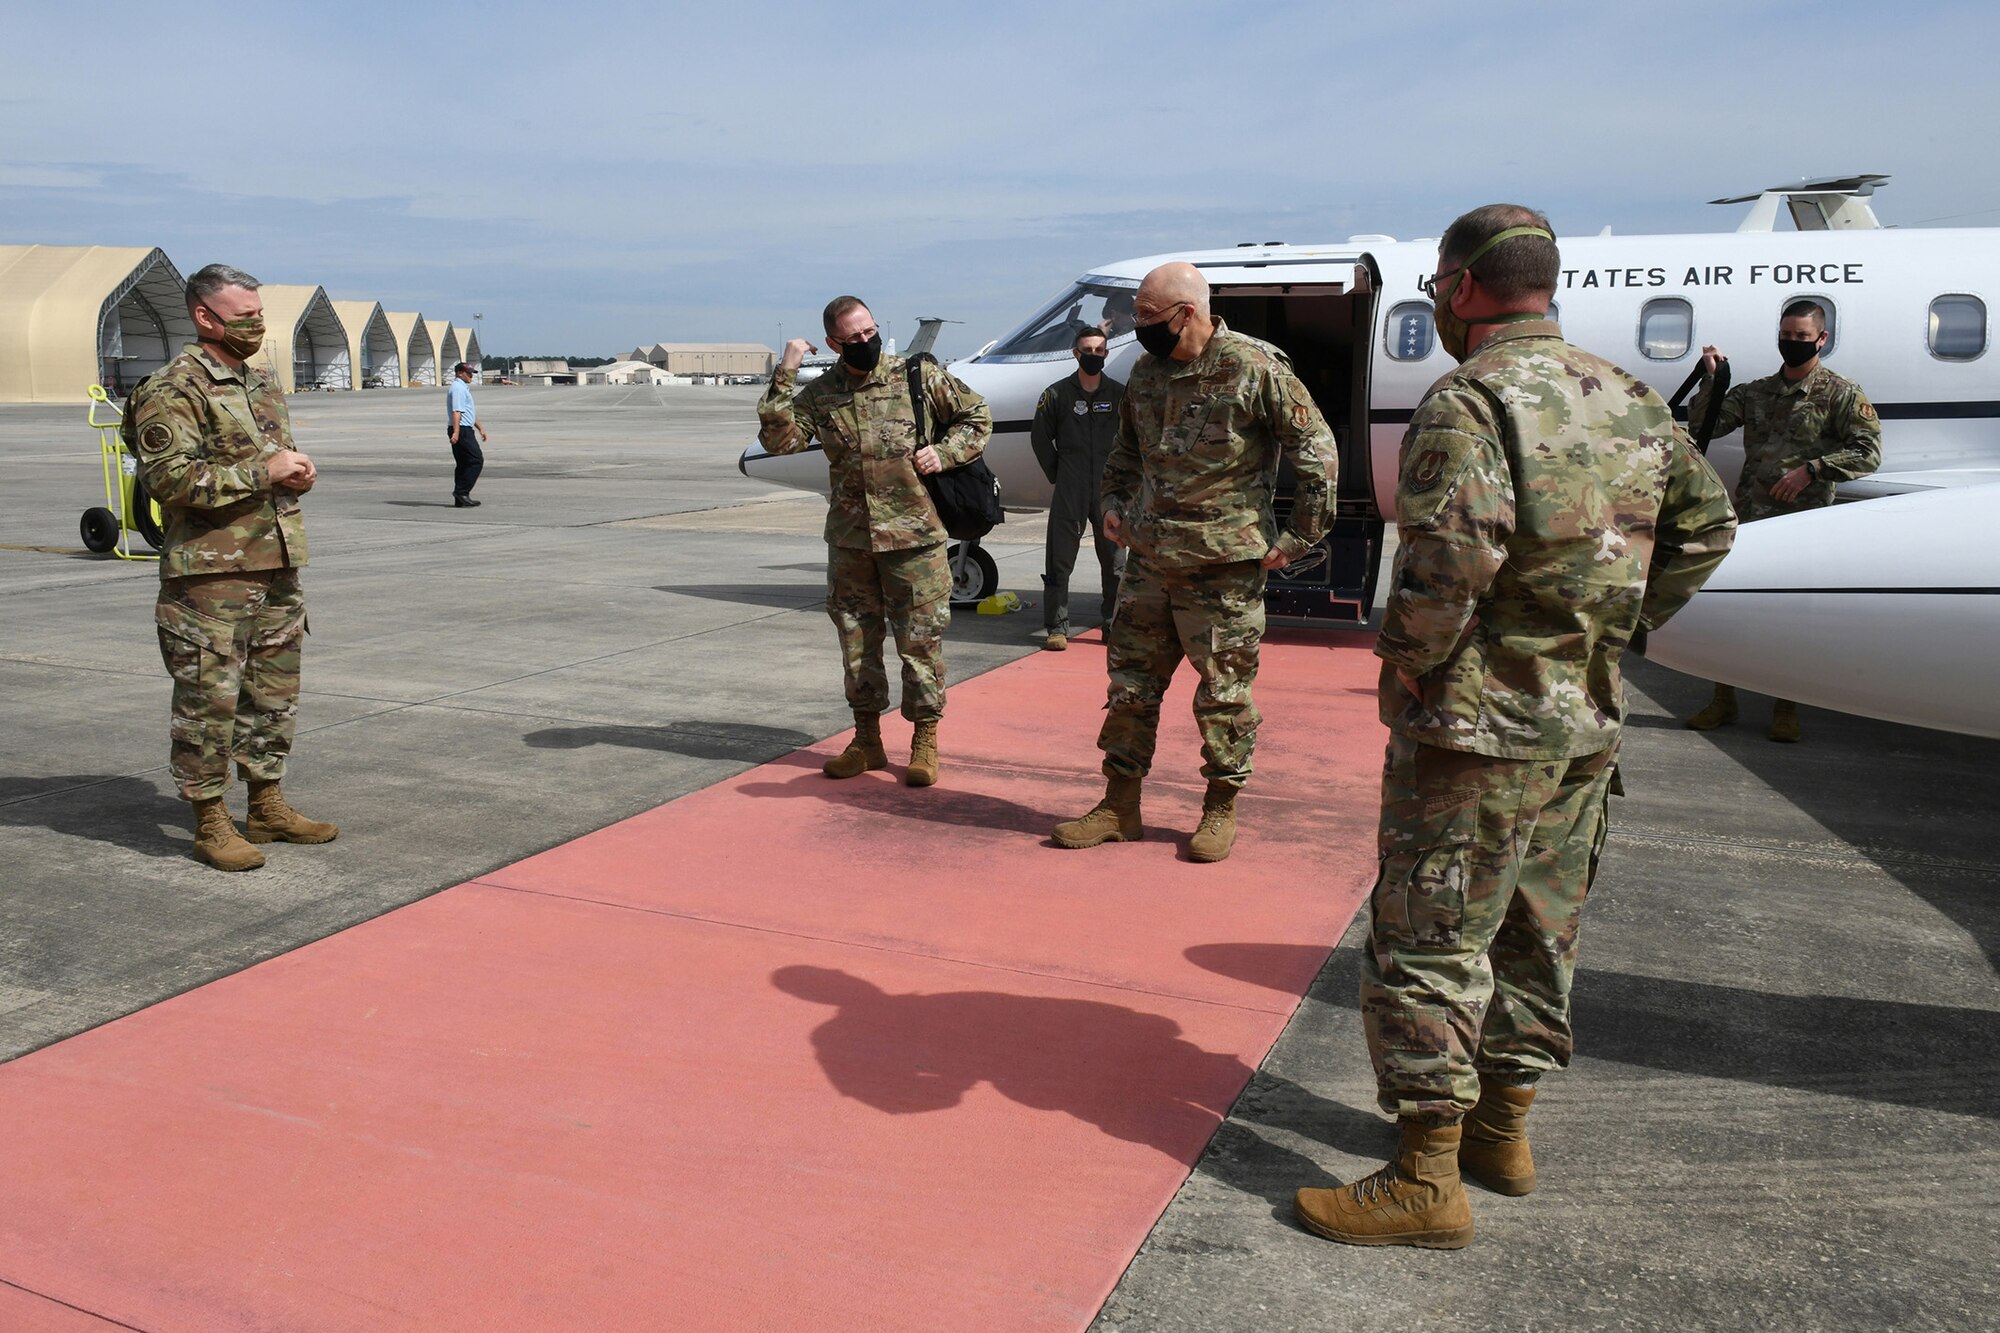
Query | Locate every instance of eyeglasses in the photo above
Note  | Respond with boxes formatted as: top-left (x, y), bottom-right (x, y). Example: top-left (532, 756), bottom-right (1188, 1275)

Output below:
top-left (1133, 302), bottom-right (1184, 329)
top-left (831, 327), bottom-right (879, 345)
top-left (1418, 268), bottom-right (1464, 300)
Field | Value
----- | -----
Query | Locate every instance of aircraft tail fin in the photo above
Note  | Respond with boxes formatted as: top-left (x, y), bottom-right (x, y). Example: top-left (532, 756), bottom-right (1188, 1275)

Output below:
top-left (1711, 175), bottom-right (1890, 232)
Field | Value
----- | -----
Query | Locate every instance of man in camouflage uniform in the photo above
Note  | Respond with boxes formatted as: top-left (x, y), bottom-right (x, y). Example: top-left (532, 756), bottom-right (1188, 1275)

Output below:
top-left (1030, 327), bottom-right (1125, 651)
top-left (1683, 300), bottom-right (1881, 741)
top-left (132, 263), bottom-right (339, 871)
top-left (1294, 206), bottom-right (1736, 1249)
top-left (757, 295), bottom-right (990, 787)
top-left (1051, 262), bottom-right (1335, 863)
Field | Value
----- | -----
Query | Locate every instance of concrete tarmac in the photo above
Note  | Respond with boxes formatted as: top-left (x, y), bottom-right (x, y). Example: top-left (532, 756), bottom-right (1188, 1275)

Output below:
top-left (3, 384), bottom-right (1995, 1329)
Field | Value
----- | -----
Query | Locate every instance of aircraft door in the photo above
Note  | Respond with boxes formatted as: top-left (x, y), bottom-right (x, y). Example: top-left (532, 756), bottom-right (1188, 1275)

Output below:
top-left (1208, 261), bottom-right (1385, 623)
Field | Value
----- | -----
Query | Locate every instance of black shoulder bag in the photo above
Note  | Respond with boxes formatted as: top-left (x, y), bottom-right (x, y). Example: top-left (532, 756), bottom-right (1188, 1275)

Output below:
top-left (906, 353), bottom-right (1003, 541)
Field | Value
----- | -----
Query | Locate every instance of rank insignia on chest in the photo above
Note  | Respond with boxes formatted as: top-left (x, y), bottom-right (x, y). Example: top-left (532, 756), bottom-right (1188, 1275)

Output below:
top-left (1407, 448), bottom-right (1449, 492)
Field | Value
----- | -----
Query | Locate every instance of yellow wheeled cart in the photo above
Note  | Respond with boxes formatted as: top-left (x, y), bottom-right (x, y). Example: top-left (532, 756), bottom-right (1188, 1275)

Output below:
top-left (79, 384), bottom-right (164, 560)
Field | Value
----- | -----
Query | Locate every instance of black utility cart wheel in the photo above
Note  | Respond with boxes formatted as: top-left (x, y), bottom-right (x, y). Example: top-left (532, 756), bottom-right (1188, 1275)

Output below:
top-left (80, 507), bottom-right (119, 553)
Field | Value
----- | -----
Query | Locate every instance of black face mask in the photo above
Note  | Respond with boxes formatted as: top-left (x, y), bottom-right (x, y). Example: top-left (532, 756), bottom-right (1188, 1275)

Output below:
top-left (1077, 352), bottom-right (1106, 375)
top-left (839, 332), bottom-right (883, 373)
top-left (1134, 311), bottom-right (1182, 358)
top-left (1778, 336), bottom-right (1822, 368)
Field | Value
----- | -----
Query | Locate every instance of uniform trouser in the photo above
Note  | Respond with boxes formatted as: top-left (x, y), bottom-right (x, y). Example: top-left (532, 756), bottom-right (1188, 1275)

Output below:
top-left (155, 569), bottom-right (307, 802)
top-left (1043, 503), bottom-right (1125, 632)
top-left (1361, 733), bottom-right (1618, 1124)
top-left (1096, 557), bottom-right (1265, 789)
top-left (449, 426), bottom-right (483, 498)
top-left (826, 542), bottom-right (950, 723)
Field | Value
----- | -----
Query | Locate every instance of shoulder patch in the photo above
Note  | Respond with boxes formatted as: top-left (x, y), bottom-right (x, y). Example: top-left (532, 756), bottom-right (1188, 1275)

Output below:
top-left (1406, 446), bottom-right (1451, 492)
top-left (140, 422), bottom-right (173, 453)
top-left (1858, 399), bottom-right (1877, 421)
top-left (1395, 421), bottom-right (1491, 530)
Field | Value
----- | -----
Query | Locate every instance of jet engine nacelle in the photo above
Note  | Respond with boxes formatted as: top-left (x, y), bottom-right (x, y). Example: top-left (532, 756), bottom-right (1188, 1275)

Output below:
top-left (1645, 485), bottom-right (2000, 739)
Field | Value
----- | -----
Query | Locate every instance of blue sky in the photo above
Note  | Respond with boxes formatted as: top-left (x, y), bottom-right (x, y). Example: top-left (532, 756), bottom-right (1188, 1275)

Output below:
top-left (3, 1), bottom-right (1991, 359)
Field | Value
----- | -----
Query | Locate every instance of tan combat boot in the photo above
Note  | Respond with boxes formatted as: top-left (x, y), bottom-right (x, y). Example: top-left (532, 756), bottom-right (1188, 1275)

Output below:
top-left (1187, 782), bottom-right (1238, 863)
top-left (823, 713), bottom-right (889, 779)
top-left (191, 797), bottom-right (265, 871)
top-left (1684, 683), bottom-right (1738, 731)
top-left (905, 720), bottom-right (941, 787)
top-left (245, 780), bottom-right (340, 844)
top-left (1295, 1120), bottom-right (1475, 1249)
top-left (1043, 630), bottom-right (1068, 652)
top-left (1460, 1078), bottom-right (1537, 1196)
top-left (1769, 699), bottom-right (1802, 743)
top-left (1052, 776), bottom-right (1142, 848)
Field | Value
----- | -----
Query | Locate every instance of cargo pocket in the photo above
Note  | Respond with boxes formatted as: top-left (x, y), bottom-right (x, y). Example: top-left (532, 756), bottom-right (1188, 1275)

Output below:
top-left (1374, 763), bottom-right (1481, 952)
top-left (249, 599), bottom-right (305, 650)
top-left (155, 597), bottom-right (237, 693)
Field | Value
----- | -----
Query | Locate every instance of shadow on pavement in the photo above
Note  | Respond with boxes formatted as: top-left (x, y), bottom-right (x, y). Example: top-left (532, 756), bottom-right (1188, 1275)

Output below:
top-left (654, 582), bottom-right (825, 610)
top-left (523, 720), bottom-right (816, 764)
top-left (737, 767), bottom-right (1057, 837)
top-left (0, 775), bottom-right (188, 858)
top-left (1197, 941), bottom-right (1998, 1122)
top-left (772, 964), bottom-right (1251, 1162)
top-left (1628, 658), bottom-right (2000, 973)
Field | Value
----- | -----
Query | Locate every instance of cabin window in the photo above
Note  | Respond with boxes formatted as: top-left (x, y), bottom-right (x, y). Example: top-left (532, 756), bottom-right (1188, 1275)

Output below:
top-left (1637, 298), bottom-right (1693, 360)
top-left (1385, 302), bottom-right (1434, 361)
top-left (1929, 294), bottom-right (1987, 361)
top-left (1546, 300), bottom-right (1560, 322)
top-left (1787, 296), bottom-right (1838, 356)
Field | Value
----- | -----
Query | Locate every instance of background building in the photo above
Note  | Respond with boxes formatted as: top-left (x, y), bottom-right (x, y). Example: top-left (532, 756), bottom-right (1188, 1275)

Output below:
top-left (383, 312), bottom-right (437, 386)
top-left (330, 299), bottom-right (401, 389)
top-left (624, 342), bottom-right (773, 378)
top-left (432, 321), bottom-right (461, 374)
top-left (256, 285), bottom-right (350, 392)
top-left (0, 245), bottom-right (195, 402)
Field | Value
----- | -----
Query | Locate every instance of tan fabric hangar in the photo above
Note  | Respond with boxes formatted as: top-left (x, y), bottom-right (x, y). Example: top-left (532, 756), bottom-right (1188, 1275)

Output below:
top-left (254, 285), bottom-right (351, 392)
top-left (0, 245), bottom-right (197, 403)
top-left (330, 300), bottom-right (402, 389)
top-left (383, 312), bottom-right (438, 385)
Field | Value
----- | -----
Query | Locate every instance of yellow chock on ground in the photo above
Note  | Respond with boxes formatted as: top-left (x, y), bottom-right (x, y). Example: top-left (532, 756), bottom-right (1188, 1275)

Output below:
top-left (976, 592), bottom-right (1023, 615)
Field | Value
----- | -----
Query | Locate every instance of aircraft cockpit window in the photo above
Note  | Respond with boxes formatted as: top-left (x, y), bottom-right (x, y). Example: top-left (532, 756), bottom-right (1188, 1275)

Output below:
top-left (1385, 301), bottom-right (1435, 361)
top-left (1928, 295), bottom-right (1987, 361)
top-left (979, 278), bottom-right (1140, 362)
top-left (1638, 298), bottom-right (1693, 360)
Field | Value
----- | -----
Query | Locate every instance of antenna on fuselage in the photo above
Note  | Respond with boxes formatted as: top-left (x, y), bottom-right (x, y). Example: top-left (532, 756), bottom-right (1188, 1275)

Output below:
top-left (1710, 174), bottom-right (1890, 232)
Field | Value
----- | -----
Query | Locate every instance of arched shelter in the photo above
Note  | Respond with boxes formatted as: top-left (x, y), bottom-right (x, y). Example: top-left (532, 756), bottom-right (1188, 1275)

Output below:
top-left (0, 245), bottom-right (196, 402)
top-left (256, 285), bottom-right (350, 392)
top-left (330, 300), bottom-right (400, 388)
top-left (384, 312), bottom-right (436, 385)
top-left (458, 324), bottom-right (482, 367)
top-left (433, 320), bottom-right (462, 372)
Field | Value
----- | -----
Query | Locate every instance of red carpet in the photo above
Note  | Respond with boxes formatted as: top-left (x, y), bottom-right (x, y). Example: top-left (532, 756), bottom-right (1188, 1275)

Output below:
top-left (0, 630), bottom-right (1384, 1331)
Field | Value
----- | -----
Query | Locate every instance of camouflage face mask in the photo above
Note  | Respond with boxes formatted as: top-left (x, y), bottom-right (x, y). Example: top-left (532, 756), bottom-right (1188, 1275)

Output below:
top-left (1430, 226), bottom-right (1553, 362)
top-left (201, 306), bottom-right (266, 359)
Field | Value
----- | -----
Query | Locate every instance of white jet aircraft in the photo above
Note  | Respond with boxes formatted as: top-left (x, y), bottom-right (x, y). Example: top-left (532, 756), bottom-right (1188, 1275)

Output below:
top-left (741, 177), bottom-right (2000, 737)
